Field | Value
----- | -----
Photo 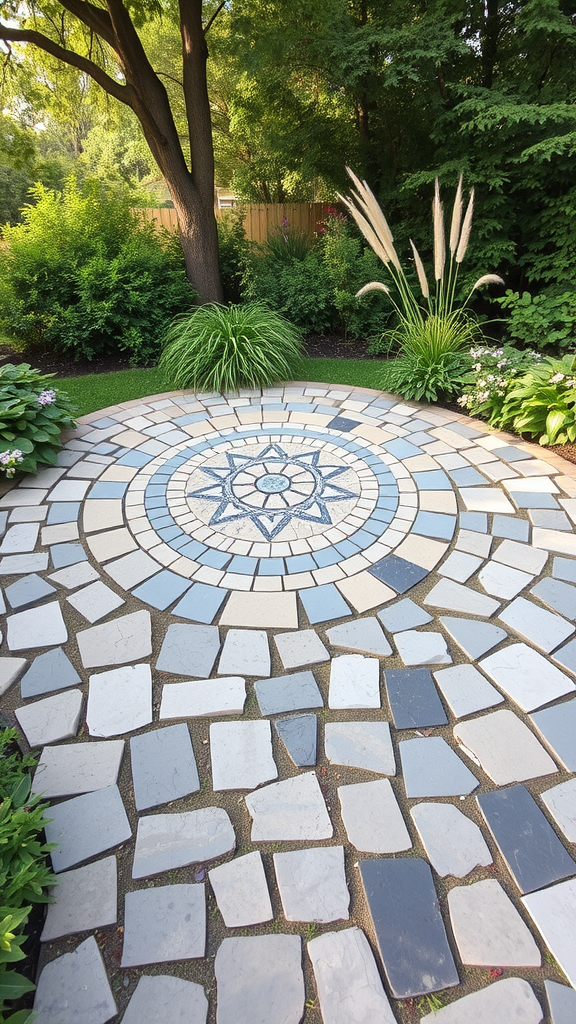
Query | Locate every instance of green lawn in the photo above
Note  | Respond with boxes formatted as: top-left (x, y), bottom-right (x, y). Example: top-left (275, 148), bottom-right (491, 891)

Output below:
top-left (60, 358), bottom-right (383, 417)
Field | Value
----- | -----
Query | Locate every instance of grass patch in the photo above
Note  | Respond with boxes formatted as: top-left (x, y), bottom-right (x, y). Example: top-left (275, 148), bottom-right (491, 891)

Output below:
top-left (59, 358), bottom-right (383, 417)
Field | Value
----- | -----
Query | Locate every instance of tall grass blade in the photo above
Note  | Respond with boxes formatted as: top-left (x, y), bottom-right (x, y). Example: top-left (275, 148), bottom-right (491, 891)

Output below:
top-left (433, 178), bottom-right (445, 282)
top-left (410, 240), bottom-right (430, 299)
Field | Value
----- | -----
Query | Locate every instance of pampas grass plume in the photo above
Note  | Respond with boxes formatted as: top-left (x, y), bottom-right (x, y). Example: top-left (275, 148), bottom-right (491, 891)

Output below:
top-left (410, 240), bottom-right (430, 299)
top-left (472, 274), bottom-right (505, 290)
top-left (355, 281), bottom-right (390, 297)
top-left (433, 178), bottom-right (445, 282)
top-left (449, 175), bottom-right (463, 254)
top-left (456, 189), bottom-right (475, 263)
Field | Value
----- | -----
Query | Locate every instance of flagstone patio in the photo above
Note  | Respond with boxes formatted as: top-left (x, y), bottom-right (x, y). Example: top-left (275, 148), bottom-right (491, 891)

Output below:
top-left (1, 381), bottom-right (576, 1023)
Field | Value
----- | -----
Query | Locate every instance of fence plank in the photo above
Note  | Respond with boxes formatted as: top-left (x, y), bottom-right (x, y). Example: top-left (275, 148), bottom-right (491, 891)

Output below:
top-left (132, 202), bottom-right (338, 243)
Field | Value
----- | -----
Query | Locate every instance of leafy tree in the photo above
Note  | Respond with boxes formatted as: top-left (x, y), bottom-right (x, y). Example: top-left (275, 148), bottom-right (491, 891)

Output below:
top-left (0, 0), bottom-right (226, 302)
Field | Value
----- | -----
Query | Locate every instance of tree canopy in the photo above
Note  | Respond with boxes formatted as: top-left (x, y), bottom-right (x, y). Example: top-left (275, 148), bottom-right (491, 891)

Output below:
top-left (2, 0), bottom-right (576, 295)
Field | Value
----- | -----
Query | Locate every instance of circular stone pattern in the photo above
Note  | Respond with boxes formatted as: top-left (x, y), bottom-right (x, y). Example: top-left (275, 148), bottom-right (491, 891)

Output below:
top-left (3, 382), bottom-right (576, 1024)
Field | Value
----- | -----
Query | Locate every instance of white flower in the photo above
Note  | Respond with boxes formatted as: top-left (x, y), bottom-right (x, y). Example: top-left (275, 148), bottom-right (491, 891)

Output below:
top-left (549, 373), bottom-right (566, 384)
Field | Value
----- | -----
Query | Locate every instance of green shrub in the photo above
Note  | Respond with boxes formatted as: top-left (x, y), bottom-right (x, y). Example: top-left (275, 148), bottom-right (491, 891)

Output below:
top-left (0, 177), bottom-right (195, 364)
top-left (263, 219), bottom-right (312, 262)
top-left (160, 301), bottom-right (304, 391)
top-left (0, 729), bottom-right (56, 1022)
top-left (243, 251), bottom-right (333, 334)
top-left (497, 289), bottom-right (576, 352)
top-left (218, 208), bottom-right (250, 303)
top-left (379, 313), bottom-right (475, 401)
top-left (497, 353), bottom-right (576, 444)
top-left (457, 344), bottom-right (539, 423)
top-left (0, 363), bottom-right (76, 477)
top-left (318, 212), bottom-right (392, 344)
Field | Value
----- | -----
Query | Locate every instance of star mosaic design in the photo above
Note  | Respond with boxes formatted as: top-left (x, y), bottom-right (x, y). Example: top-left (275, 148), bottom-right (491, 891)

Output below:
top-left (187, 443), bottom-right (358, 540)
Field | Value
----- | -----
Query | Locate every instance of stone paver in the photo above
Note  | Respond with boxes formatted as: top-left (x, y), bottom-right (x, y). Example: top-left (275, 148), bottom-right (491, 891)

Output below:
top-left (214, 935), bottom-right (304, 1024)
top-left (308, 927), bottom-right (397, 1024)
top-left (255, 669), bottom-right (323, 715)
top-left (132, 806), bottom-right (235, 878)
top-left (0, 655), bottom-right (27, 697)
top-left (448, 879), bottom-right (540, 966)
top-left (41, 856), bottom-right (117, 941)
top-left (20, 647), bottom-right (80, 698)
top-left (541, 777), bottom-right (576, 842)
top-left (6, 383), bottom-right (576, 1021)
top-left (275, 714), bottom-right (317, 766)
top-left (326, 617), bottom-right (392, 656)
top-left (400, 736), bottom-right (479, 796)
top-left (218, 627), bottom-right (269, 676)
top-left (246, 772), bottom-right (332, 841)
top-left (33, 740), bottom-right (124, 797)
top-left (410, 802), bottom-right (492, 876)
top-left (273, 846), bottom-right (350, 922)
top-left (159, 676), bottom-right (246, 718)
top-left (274, 628), bottom-right (330, 668)
top-left (419, 978), bottom-right (543, 1023)
top-left (455, 709), bottom-right (559, 784)
top-left (122, 976), bottom-right (208, 1024)
top-left (210, 720), bottom-right (277, 790)
top-left (359, 856), bottom-right (459, 998)
top-left (209, 851), bottom-right (273, 926)
top-left (121, 884), bottom-right (205, 966)
top-left (433, 663), bottom-right (504, 717)
top-left (15, 689), bottom-right (83, 747)
top-left (7, 600), bottom-right (68, 651)
top-left (130, 724), bottom-right (199, 809)
top-left (545, 980), bottom-right (576, 1024)
top-left (522, 877), bottom-right (576, 988)
top-left (77, 610), bottom-right (152, 668)
top-left (325, 720), bottom-right (394, 773)
top-left (45, 785), bottom-right (131, 872)
top-left (328, 654), bottom-right (380, 708)
top-left (33, 935), bottom-right (117, 1024)
top-left (479, 643), bottom-right (575, 711)
top-left (338, 778), bottom-right (411, 852)
top-left (87, 664), bottom-right (152, 737)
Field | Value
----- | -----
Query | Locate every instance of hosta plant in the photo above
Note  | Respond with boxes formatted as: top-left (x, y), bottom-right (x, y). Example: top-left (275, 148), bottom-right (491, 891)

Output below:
top-left (160, 301), bottom-right (304, 392)
top-left (457, 345), bottom-right (540, 424)
top-left (340, 170), bottom-right (503, 399)
top-left (0, 364), bottom-right (76, 477)
top-left (497, 353), bottom-right (576, 445)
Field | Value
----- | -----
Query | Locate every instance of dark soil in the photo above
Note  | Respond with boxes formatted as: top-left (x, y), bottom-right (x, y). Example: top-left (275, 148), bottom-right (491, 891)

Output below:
top-left (0, 334), bottom-right (378, 379)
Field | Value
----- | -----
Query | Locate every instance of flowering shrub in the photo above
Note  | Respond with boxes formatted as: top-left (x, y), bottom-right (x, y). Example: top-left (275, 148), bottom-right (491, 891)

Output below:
top-left (0, 364), bottom-right (76, 477)
top-left (457, 345), bottom-right (539, 423)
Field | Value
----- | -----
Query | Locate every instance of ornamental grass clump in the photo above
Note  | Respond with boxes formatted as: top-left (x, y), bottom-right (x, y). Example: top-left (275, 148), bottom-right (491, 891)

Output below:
top-left (339, 170), bottom-right (504, 400)
top-left (159, 301), bottom-right (304, 392)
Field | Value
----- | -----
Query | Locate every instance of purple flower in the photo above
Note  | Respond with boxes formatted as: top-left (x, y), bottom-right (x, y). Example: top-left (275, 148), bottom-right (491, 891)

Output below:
top-left (38, 389), bottom-right (57, 406)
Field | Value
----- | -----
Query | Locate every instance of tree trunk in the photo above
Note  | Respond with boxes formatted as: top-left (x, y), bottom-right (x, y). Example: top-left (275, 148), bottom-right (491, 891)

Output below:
top-left (170, 175), bottom-right (223, 303)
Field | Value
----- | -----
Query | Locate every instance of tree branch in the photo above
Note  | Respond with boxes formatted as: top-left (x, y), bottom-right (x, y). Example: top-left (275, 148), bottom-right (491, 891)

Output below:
top-left (56, 0), bottom-right (116, 49)
top-left (203, 0), bottom-right (226, 36)
top-left (0, 22), bottom-right (130, 104)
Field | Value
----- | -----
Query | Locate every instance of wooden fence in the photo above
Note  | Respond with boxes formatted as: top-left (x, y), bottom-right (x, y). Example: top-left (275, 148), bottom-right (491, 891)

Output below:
top-left (133, 202), bottom-right (338, 244)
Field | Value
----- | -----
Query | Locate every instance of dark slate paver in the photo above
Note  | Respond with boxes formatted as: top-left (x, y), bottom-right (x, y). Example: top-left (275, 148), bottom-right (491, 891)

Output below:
top-left (477, 785), bottom-right (576, 893)
top-left (130, 724), bottom-right (200, 810)
top-left (20, 647), bottom-right (81, 698)
top-left (359, 857), bottom-right (459, 998)
top-left (384, 668), bottom-right (448, 729)
top-left (369, 555), bottom-right (429, 593)
top-left (255, 670), bottom-right (323, 716)
top-left (274, 715), bottom-right (317, 766)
